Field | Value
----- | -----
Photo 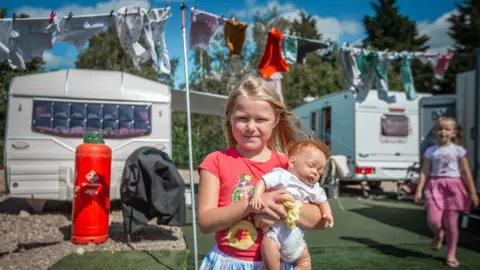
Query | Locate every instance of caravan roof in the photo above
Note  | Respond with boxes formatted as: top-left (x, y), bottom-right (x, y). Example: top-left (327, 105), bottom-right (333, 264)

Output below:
top-left (8, 69), bottom-right (228, 117)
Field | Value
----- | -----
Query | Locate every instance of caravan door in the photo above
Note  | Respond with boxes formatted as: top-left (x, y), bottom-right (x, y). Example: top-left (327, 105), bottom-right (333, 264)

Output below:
top-left (419, 95), bottom-right (456, 169)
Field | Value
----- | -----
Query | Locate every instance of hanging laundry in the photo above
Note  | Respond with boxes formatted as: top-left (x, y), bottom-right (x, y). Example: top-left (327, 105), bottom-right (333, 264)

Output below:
top-left (266, 72), bottom-right (284, 103)
top-left (8, 18), bottom-right (56, 69)
top-left (400, 55), bottom-right (417, 101)
top-left (434, 51), bottom-right (454, 77)
top-left (281, 35), bottom-right (297, 64)
top-left (257, 28), bottom-right (289, 79)
top-left (223, 18), bottom-right (248, 57)
top-left (116, 7), bottom-right (147, 68)
top-left (296, 38), bottom-right (327, 64)
top-left (146, 7), bottom-right (172, 74)
top-left (189, 8), bottom-right (224, 50)
top-left (50, 14), bottom-right (115, 51)
top-left (0, 20), bottom-right (16, 61)
top-left (338, 45), bottom-right (363, 93)
top-left (417, 54), bottom-right (438, 70)
top-left (357, 50), bottom-right (394, 102)
top-left (115, 7), bottom-right (171, 74)
top-left (209, 23), bottom-right (225, 50)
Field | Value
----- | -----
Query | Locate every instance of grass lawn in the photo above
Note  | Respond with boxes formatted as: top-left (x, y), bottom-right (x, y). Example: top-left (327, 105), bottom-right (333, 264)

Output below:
top-left (50, 197), bottom-right (480, 269)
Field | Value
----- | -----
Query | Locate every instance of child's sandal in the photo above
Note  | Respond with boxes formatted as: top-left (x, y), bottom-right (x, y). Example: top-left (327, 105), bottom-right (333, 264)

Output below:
top-left (446, 259), bottom-right (459, 268)
top-left (430, 233), bottom-right (444, 251)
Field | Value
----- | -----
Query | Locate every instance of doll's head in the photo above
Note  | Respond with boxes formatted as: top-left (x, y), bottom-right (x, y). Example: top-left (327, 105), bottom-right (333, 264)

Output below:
top-left (287, 140), bottom-right (331, 185)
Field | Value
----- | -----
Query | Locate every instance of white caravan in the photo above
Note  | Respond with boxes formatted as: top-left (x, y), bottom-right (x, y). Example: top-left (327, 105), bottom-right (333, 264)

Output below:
top-left (456, 70), bottom-right (480, 193)
top-left (293, 89), bottom-right (431, 184)
top-left (3, 69), bottom-right (227, 205)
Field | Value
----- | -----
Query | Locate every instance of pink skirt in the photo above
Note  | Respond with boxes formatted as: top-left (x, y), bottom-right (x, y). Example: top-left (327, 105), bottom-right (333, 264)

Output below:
top-left (424, 177), bottom-right (470, 212)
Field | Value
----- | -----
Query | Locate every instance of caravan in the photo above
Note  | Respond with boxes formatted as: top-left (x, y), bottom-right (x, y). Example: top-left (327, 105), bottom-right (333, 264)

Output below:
top-left (293, 89), bottom-right (431, 184)
top-left (3, 69), bottom-right (227, 207)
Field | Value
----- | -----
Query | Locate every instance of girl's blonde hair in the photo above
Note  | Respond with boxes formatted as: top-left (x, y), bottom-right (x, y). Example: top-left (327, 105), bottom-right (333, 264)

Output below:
top-left (224, 74), bottom-right (297, 154)
top-left (435, 116), bottom-right (463, 145)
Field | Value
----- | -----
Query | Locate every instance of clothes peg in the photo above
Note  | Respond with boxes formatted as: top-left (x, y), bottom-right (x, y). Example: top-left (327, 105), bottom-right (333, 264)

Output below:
top-left (12, 13), bottom-right (17, 22)
top-left (137, 7), bottom-right (140, 16)
top-left (164, 4), bottom-right (169, 11)
top-left (124, 8), bottom-right (128, 16)
top-left (67, 12), bottom-right (73, 20)
top-left (193, 6), bottom-right (196, 11)
top-left (49, 11), bottom-right (55, 24)
top-left (109, 10), bottom-right (114, 17)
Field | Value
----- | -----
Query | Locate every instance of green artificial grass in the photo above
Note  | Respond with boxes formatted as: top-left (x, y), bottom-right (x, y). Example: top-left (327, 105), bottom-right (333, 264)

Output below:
top-left (50, 197), bottom-right (480, 269)
top-left (50, 249), bottom-right (188, 270)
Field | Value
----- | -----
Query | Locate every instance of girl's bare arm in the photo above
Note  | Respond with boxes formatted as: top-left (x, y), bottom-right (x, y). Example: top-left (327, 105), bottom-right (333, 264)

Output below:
top-left (197, 169), bottom-right (291, 234)
top-left (459, 157), bottom-right (477, 196)
top-left (197, 169), bottom-right (252, 234)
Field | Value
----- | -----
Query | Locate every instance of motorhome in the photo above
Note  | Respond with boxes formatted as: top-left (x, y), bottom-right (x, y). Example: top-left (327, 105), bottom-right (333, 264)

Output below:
top-left (456, 70), bottom-right (480, 193)
top-left (293, 89), bottom-right (431, 185)
top-left (3, 69), bottom-right (227, 210)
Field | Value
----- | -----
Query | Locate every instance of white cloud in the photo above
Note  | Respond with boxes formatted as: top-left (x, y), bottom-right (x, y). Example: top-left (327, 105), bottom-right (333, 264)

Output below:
top-left (280, 10), bottom-right (362, 42)
top-left (233, 0), bottom-right (295, 19)
top-left (231, 1), bottom-right (362, 43)
top-left (42, 52), bottom-right (73, 68)
top-left (14, 0), bottom-right (152, 17)
top-left (418, 10), bottom-right (457, 53)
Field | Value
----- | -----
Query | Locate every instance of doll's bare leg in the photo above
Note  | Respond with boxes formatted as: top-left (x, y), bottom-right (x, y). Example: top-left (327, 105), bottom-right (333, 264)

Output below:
top-left (261, 236), bottom-right (281, 270)
top-left (294, 244), bottom-right (312, 270)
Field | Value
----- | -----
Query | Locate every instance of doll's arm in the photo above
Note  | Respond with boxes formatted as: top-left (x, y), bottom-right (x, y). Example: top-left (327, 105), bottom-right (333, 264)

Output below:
top-left (250, 179), bottom-right (266, 210)
top-left (318, 201), bottom-right (334, 228)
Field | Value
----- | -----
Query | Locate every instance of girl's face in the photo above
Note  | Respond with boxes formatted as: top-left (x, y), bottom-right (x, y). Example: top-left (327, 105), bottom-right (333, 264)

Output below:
top-left (436, 120), bottom-right (456, 145)
top-left (230, 95), bottom-right (278, 151)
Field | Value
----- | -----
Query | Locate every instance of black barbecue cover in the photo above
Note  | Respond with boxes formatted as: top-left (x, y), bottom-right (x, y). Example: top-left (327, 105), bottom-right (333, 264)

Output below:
top-left (120, 147), bottom-right (186, 235)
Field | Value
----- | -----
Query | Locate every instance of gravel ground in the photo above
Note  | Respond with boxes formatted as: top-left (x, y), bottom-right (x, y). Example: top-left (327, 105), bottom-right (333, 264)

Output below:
top-left (0, 170), bottom-right (186, 270)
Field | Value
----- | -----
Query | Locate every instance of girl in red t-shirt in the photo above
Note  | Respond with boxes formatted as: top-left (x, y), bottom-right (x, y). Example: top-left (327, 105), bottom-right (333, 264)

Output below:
top-left (197, 74), bottom-right (331, 269)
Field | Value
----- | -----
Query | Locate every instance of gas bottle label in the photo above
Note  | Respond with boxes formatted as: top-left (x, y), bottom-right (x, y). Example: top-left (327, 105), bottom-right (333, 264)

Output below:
top-left (86, 170), bottom-right (99, 183)
top-left (84, 170), bottom-right (101, 187)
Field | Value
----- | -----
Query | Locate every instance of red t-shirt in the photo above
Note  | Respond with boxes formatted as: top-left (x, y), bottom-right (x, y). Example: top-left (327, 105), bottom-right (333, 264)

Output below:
top-left (197, 147), bottom-right (288, 261)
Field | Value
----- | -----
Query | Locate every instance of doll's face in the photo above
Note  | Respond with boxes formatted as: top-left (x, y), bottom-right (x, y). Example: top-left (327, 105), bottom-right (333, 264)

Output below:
top-left (288, 147), bottom-right (327, 185)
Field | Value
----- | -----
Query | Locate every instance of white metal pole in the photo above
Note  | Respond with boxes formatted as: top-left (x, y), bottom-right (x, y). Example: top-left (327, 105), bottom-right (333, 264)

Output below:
top-left (180, 4), bottom-right (199, 270)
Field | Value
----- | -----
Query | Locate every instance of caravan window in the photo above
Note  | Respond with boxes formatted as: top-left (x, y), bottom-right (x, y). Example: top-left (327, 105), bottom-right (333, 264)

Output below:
top-left (32, 100), bottom-right (152, 138)
top-left (310, 112), bottom-right (317, 132)
top-left (381, 114), bottom-right (409, 137)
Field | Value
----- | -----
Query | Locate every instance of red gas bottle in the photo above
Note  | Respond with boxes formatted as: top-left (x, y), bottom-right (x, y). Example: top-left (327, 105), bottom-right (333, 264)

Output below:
top-left (71, 131), bottom-right (112, 244)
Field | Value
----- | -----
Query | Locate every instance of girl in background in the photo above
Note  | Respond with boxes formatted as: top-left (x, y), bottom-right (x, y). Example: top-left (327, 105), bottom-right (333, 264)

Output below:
top-left (415, 116), bottom-right (479, 268)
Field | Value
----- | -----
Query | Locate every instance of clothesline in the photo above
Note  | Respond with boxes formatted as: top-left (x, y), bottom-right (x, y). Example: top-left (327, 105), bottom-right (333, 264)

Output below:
top-left (340, 43), bottom-right (442, 59)
top-left (191, 7), bottom-right (227, 23)
top-left (283, 34), bottom-right (331, 47)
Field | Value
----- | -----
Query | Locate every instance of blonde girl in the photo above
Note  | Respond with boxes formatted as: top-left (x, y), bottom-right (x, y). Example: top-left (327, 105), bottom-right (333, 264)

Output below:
top-left (197, 74), bottom-right (329, 269)
top-left (415, 117), bottom-right (479, 268)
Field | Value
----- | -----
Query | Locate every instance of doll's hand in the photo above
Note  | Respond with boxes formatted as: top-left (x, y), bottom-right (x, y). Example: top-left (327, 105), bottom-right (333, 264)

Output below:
top-left (323, 214), bottom-right (334, 228)
top-left (249, 195), bottom-right (265, 211)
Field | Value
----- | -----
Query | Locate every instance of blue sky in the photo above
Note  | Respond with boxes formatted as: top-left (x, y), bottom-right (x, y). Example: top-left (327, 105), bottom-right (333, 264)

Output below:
top-left (3, 0), bottom-right (456, 88)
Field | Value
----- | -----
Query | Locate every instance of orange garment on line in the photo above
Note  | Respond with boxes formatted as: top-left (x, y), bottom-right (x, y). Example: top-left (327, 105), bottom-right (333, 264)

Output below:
top-left (257, 28), bottom-right (289, 79)
top-left (224, 18), bottom-right (248, 57)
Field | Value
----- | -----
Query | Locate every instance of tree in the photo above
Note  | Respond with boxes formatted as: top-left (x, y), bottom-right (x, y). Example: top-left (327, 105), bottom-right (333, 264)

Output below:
top-left (290, 11), bottom-right (322, 40)
top-left (440, 0), bottom-right (480, 93)
top-left (363, 0), bottom-right (435, 94)
top-left (281, 11), bottom-right (345, 109)
top-left (0, 8), bottom-right (45, 165)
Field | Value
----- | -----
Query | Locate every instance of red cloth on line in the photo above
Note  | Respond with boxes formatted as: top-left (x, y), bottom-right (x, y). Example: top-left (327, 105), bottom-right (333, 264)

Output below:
top-left (257, 28), bottom-right (289, 78)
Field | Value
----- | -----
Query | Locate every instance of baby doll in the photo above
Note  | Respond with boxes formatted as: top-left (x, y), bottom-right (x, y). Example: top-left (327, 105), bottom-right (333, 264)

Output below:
top-left (250, 140), bottom-right (333, 270)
